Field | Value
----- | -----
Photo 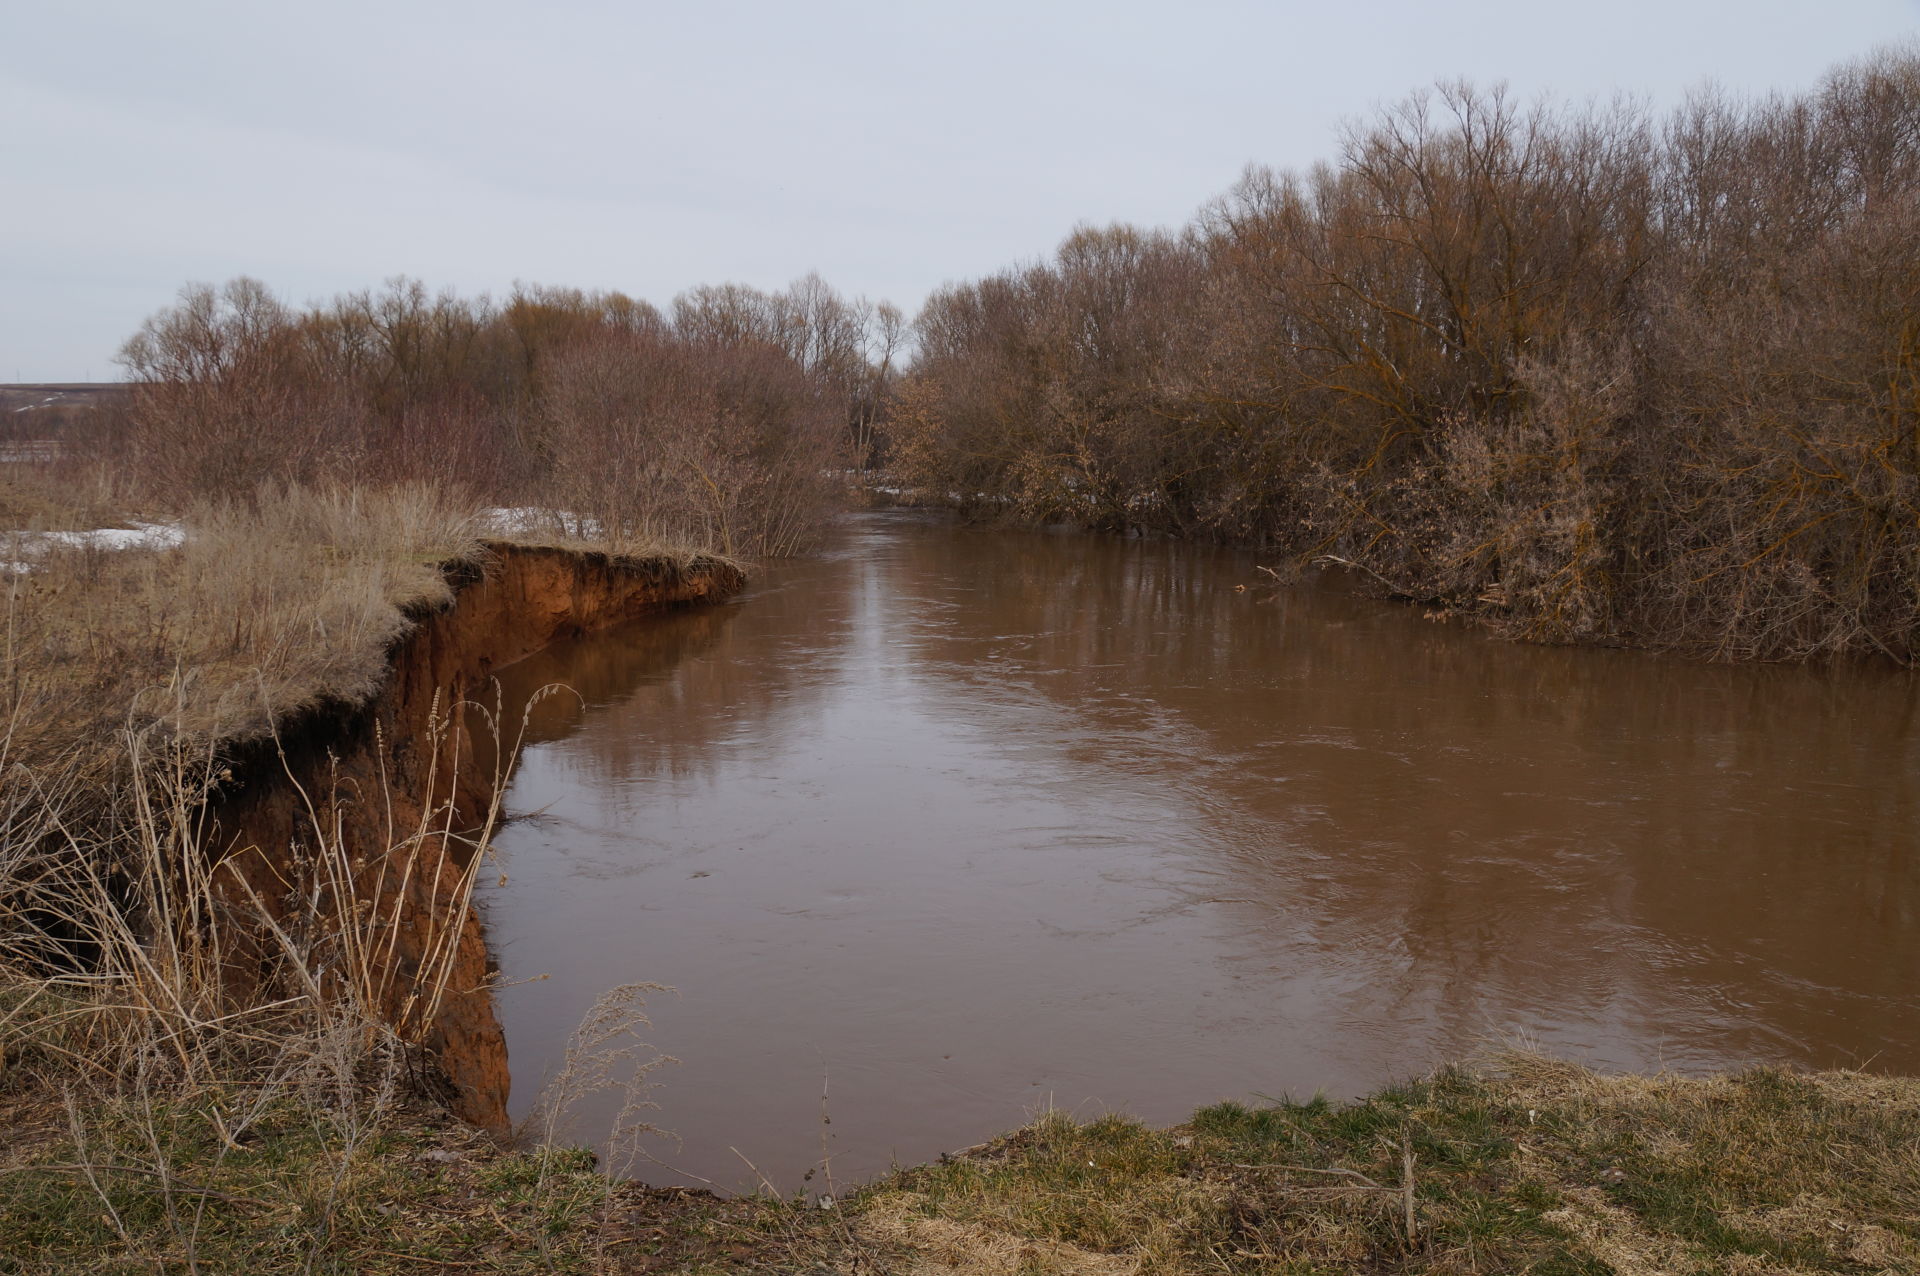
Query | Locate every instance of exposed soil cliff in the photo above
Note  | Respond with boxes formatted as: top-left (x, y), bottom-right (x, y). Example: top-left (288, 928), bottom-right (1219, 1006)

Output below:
top-left (204, 544), bottom-right (746, 1130)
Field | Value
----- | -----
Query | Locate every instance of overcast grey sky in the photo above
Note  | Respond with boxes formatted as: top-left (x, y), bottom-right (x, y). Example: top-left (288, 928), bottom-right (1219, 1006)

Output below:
top-left (5, 0), bottom-right (1918, 381)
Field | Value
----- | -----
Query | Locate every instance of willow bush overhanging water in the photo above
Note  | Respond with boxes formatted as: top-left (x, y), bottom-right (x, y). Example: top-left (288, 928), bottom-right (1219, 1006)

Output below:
top-left (893, 45), bottom-right (1920, 663)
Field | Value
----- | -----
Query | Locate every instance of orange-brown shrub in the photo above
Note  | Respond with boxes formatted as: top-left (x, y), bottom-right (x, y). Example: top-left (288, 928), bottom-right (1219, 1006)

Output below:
top-left (897, 45), bottom-right (1920, 662)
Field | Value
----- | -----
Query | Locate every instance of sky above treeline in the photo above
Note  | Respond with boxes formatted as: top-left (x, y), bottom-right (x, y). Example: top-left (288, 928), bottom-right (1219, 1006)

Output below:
top-left (6, 0), bottom-right (1919, 381)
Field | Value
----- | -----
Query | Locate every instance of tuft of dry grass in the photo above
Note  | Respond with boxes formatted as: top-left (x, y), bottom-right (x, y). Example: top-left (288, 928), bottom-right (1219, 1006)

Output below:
top-left (0, 474), bottom-right (135, 534)
top-left (0, 680), bottom-right (547, 1272)
top-left (859, 1192), bottom-right (1151, 1275)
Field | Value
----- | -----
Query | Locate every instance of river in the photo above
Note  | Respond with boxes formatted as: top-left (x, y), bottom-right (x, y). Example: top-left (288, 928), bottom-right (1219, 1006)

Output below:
top-left (477, 510), bottom-right (1920, 1191)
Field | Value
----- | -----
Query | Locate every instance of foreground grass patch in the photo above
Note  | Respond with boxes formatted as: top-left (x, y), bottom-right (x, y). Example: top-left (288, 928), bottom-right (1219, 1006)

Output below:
top-left (0, 1083), bottom-right (847, 1274)
top-left (850, 1057), bottom-right (1920, 1275)
top-left (4, 1055), bottom-right (1918, 1272)
top-left (0, 1088), bottom-right (611, 1274)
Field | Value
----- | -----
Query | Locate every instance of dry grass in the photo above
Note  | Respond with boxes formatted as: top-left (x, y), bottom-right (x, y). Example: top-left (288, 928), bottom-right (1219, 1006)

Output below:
top-left (0, 476), bottom-right (522, 1267)
top-left (0, 659), bottom-right (553, 1271)
top-left (0, 1087), bottom-right (627, 1274)
top-left (0, 469), bottom-right (783, 1271)
top-left (0, 473), bottom-right (135, 533)
top-left (15, 1045), bottom-right (1907, 1273)
top-left (2, 481), bottom-right (487, 789)
top-left (482, 512), bottom-right (741, 578)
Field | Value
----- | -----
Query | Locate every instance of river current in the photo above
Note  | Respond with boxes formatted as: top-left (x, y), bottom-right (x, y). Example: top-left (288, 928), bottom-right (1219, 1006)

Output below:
top-left (478, 510), bottom-right (1920, 1190)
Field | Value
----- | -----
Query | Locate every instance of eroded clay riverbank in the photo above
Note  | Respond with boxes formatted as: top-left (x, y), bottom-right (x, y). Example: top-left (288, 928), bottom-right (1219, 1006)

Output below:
top-left (204, 543), bottom-right (744, 1128)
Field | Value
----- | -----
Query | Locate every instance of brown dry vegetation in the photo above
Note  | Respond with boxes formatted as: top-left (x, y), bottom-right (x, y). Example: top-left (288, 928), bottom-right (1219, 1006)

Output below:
top-left (894, 45), bottom-right (1920, 663)
top-left (0, 484), bottom-right (737, 1272)
top-left (4, 43), bottom-right (1919, 1274)
top-left (107, 271), bottom-right (894, 557)
top-left (0, 685), bottom-right (528, 1273)
top-left (0, 266), bottom-right (886, 1269)
top-left (3, 484), bottom-right (483, 786)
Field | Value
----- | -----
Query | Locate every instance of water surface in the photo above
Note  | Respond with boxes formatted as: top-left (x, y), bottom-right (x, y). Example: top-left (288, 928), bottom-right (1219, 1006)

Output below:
top-left (480, 511), bottom-right (1920, 1190)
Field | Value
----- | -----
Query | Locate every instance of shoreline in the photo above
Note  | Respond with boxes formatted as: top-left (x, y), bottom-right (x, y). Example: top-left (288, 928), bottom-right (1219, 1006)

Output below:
top-left (5, 523), bottom-right (1917, 1271)
top-left (204, 541), bottom-right (747, 1128)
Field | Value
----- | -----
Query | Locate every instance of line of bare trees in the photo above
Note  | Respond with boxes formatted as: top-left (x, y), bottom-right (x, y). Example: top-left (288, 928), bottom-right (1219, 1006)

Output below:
top-left (893, 46), bottom-right (1920, 662)
top-left (111, 273), bottom-right (905, 556)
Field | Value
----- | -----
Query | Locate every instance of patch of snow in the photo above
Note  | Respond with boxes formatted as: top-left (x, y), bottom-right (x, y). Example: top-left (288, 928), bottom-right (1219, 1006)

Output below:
top-left (1, 521), bottom-right (185, 572)
top-left (36, 522), bottom-right (184, 552)
top-left (480, 506), bottom-right (552, 532)
top-left (479, 506), bottom-right (604, 538)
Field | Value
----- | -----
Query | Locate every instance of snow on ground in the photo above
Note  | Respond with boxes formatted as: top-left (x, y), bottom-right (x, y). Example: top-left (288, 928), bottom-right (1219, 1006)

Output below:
top-left (2, 521), bottom-right (184, 573)
top-left (479, 506), bottom-right (553, 533)
top-left (479, 507), bottom-right (603, 538)
top-left (31, 523), bottom-right (183, 551)
top-left (3, 506), bottom-right (617, 574)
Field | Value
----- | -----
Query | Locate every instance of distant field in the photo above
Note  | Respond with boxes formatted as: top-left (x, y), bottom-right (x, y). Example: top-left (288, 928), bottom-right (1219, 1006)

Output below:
top-left (0, 382), bottom-right (128, 416)
top-left (1, 384), bottom-right (128, 460)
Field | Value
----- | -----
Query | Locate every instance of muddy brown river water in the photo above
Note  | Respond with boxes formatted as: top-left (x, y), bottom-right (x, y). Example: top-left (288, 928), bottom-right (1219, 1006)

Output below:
top-left (479, 510), bottom-right (1920, 1191)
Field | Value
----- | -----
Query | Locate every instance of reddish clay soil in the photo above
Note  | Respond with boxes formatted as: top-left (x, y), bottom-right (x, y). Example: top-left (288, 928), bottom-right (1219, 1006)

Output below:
top-left (207, 544), bottom-right (745, 1128)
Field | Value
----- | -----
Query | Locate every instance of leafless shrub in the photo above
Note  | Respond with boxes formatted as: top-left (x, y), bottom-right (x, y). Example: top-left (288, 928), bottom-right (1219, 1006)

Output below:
top-left (541, 325), bottom-right (846, 557)
top-left (118, 279), bottom-right (368, 499)
top-left (103, 272), bottom-right (890, 559)
top-left (899, 43), bottom-right (1920, 662)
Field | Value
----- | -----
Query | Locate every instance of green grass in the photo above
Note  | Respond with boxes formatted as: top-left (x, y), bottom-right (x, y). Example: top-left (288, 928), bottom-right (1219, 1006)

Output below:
top-left (0, 1090), bottom-right (614, 1274)
top-left (849, 1057), bottom-right (1920, 1274)
top-left (5, 1055), bottom-right (1918, 1272)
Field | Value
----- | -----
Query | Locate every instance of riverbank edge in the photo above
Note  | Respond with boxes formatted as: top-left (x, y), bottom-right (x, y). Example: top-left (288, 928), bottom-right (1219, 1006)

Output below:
top-left (7, 1049), bottom-right (1917, 1272)
top-left (861, 487), bottom-right (1920, 669)
top-left (7, 531), bottom-right (1918, 1271)
top-left (0, 535), bottom-right (768, 1268)
top-left (201, 540), bottom-right (749, 1129)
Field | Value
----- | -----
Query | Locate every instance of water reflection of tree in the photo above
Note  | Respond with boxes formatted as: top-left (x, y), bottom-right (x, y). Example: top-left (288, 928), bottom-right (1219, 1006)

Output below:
top-left (482, 541), bottom-right (872, 804)
top-left (484, 513), bottom-right (1920, 1075)
top-left (891, 522), bottom-right (1920, 1074)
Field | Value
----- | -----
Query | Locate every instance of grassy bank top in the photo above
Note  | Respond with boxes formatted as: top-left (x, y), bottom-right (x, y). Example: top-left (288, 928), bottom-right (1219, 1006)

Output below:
top-left (3, 484), bottom-right (487, 791)
top-left (1, 482), bottom-right (739, 793)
